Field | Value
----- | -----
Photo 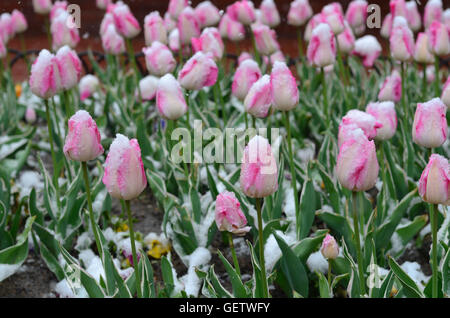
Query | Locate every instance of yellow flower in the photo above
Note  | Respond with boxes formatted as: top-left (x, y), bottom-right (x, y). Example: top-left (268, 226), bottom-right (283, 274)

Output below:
top-left (15, 84), bottom-right (22, 98)
top-left (116, 223), bottom-right (129, 232)
top-left (147, 239), bottom-right (171, 259)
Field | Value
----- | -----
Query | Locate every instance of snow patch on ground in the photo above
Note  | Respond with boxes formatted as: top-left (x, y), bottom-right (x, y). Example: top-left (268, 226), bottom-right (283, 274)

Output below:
top-left (0, 263), bottom-right (21, 282)
top-left (400, 261), bottom-right (429, 289)
top-left (306, 251), bottom-right (329, 274)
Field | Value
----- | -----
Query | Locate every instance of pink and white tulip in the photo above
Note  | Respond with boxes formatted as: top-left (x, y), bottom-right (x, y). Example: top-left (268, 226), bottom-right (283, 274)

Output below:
top-left (143, 42), bottom-right (176, 77)
top-left (412, 98), bottom-right (447, 149)
top-left (287, 0), bottom-right (313, 27)
top-left (177, 7), bottom-right (201, 45)
top-left (29, 49), bottom-right (62, 99)
top-left (156, 74), bottom-right (188, 120)
top-left (337, 22), bottom-right (355, 54)
top-left (32, 0), bottom-right (52, 15)
top-left (338, 110), bottom-right (382, 147)
top-left (178, 52), bottom-right (218, 91)
top-left (240, 135), bottom-right (278, 198)
top-left (419, 154), bottom-right (450, 205)
top-left (260, 0), bottom-right (280, 28)
top-left (444, 9), bottom-right (450, 31)
top-left (251, 23), bottom-right (280, 56)
top-left (244, 75), bottom-right (272, 118)
top-left (366, 101), bottom-right (397, 141)
top-left (111, 2), bottom-right (141, 39)
top-left (219, 13), bottom-right (245, 42)
top-left (192, 27), bottom-right (224, 61)
top-left (50, 1), bottom-right (68, 22)
top-left (168, 29), bottom-right (180, 53)
top-left (405, 1), bottom-right (421, 32)
top-left (103, 134), bottom-right (147, 201)
top-left (321, 2), bottom-right (345, 35)
top-left (227, 0), bottom-right (256, 26)
top-left (79, 75), bottom-right (100, 101)
top-left (307, 23), bottom-right (336, 68)
top-left (424, 0), bottom-right (443, 29)
top-left (390, 16), bottom-right (414, 62)
top-left (55, 45), bottom-right (82, 90)
top-left (304, 14), bottom-right (325, 42)
top-left (237, 52), bottom-right (253, 65)
top-left (378, 70), bottom-right (402, 103)
top-left (414, 33), bottom-right (434, 65)
top-left (336, 128), bottom-right (379, 192)
top-left (270, 61), bottom-right (299, 111)
top-left (144, 12), bottom-right (167, 46)
top-left (0, 13), bottom-right (13, 44)
top-left (51, 11), bottom-right (80, 50)
top-left (442, 77), bottom-right (450, 109)
top-left (25, 108), bottom-right (37, 124)
top-left (63, 110), bottom-right (104, 162)
top-left (427, 20), bottom-right (450, 57)
top-left (164, 12), bottom-right (177, 33)
top-left (352, 35), bottom-right (382, 68)
top-left (232, 59), bottom-right (262, 101)
top-left (345, 0), bottom-right (368, 36)
top-left (168, 0), bottom-right (188, 20)
top-left (195, 1), bottom-right (221, 28)
top-left (381, 13), bottom-right (393, 39)
top-left (137, 75), bottom-right (159, 101)
top-left (100, 12), bottom-right (114, 35)
top-left (321, 234), bottom-right (339, 260)
top-left (11, 10), bottom-right (27, 34)
top-left (102, 24), bottom-right (126, 55)
top-left (390, 0), bottom-right (407, 18)
top-left (215, 192), bottom-right (251, 236)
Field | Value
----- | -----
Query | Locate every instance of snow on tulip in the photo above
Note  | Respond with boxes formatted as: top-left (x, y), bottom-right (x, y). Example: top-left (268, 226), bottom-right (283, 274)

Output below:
top-left (29, 49), bottom-right (62, 99)
top-left (412, 98), bottom-right (448, 149)
top-left (195, 1), bottom-right (221, 28)
top-left (365, 101), bottom-right (397, 141)
top-left (215, 192), bottom-right (251, 236)
top-left (390, 16), bottom-right (414, 62)
top-left (307, 23), bottom-right (336, 68)
top-left (270, 61), bottom-right (299, 112)
top-left (251, 23), bottom-right (280, 56)
top-left (259, 0), bottom-right (280, 28)
top-left (378, 70), bottom-right (402, 103)
top-left (191, 27), bottom-right (224, 61)
top-left (143, 41), bottom-right (176, 77)
top-left (79, 75), bottom-right (100, 101)
top-left (137, 75), bottom-right (159, 102)
top-left (111, 2), bottom-right (141, 39)
top-left (352, 35), bottom-right (381, 68)
top-left (178, 52), bottom-right (218, 91)
top-left (232, 59), bottom-right (262, 101)
top-left (156, 74), bottom-right (188, 120)
top-left (345, 0), bottom-right (368, 36)
top-left (419, 154), bottom-right (450, 205)
top-left (287, 0), bottom-right (313, 27)
top-left (144, 12), bottom-right (168, 46)
top-left (177, 7), bottom-right (201, 46)
top-left (244, 74), bottom-right (273, 118)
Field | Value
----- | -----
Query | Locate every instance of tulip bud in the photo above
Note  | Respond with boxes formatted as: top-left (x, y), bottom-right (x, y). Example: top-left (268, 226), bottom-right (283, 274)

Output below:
top-left (260, 0), bottom-right (280, 28)
top-left (307, 23), bottom-right (336, 68)
top-left (287, 0), bottom-right (313, 27)
top-left (405, 1), bottom-right (421, 32)
top-left (178, 52), bottom-right (218, 91)
top-left (97, 0), bottom-right (112, 10)
top-left (102, 24), bottom-right (126, 55)
top-left (352, 35), bottom-right (382, 67)
top-left (79, 75), bottom-right (100, 101)
top-left (321, 2), bottom-right (345, 35)
top-left (412, 98), bottom-right (447, 149)
top-left (227, 0), bottom-right (256, 26)
top-left (143, 42), bottom-right (176, 77)
top-left (168, 29), bottom-right (180, 52)
top-left (321, 234), bottom-right (339, 260)
top-left (426, 65), bottom-right (436, 84)
top-left (111, 2), bottom-right (141, 39)
top-left (144, 12), bottom-right (167, 46)
top-left (0, 13), bottom-right (13, 44)
top-left (100, 12), bottom-right (114, 35)
top-left (240, 135), bottom-right (278, 198)
top-left (51, 11), bottom-right (80, 50)
top-left (156, 74), bottom-right (188, 120)
top-left (345, 0), bottom-right (368, 36)
top-left (54, 46), bottom-right (82, 91)
top-left (251, 23), bottom-right (280, 56)
top-left (381, 13), bottom-right (393, 39)
top-left (427, 21), bottom-right (450, 57)
top-left (270, 61), bottom-right (299, 112)
top-left (231, 59), bottom-right (262, 101)
top-left (63, 110), bottom-right (104, 162)
top-left (442, 77), bottom-right (450, 109)
top-left (424, 0), bottom-right (443, 29)
top-left (215, 192), bottom-right (251, 236)
top-left (32, 0), bottom-right (52, 15)
top-left (29, 49), bottom-right (62, 99)
top-left (191, 27), bottom-right (224, 61)
top-left (195, 1), bottom-right (221, 28)
top-left (137, 75), bottom-right (159, 101)
top-left (219, 13), bottom-right (245, 42)
top-left (25, 108), bottom-right (37, 124)
top-left (366, 101), bottom-right (397, 141)
top-left (338, 110), bottom-right (382, 147)
top-left (50, 1), bottom-right (68, 22)
top-left (237, 52), bottom-right (253, 65)
top-left (419, 154), bottom-right (449, 205)
top-left (336, 128), bottom-right (379, 192)
top-left (378, 70), bottom-right (402, 103)
top-left (390, 0), bottom-right (407, 19)
top-left (164, 12), bottom-right (176, 33)
top-left (337, 22), bottom-right (355, 54)
top-left (304, 14), bottom-right (325, 42)
top-left (168, 0), bottom-right (188, 20)
top-left (103, 134), bottom-right (147, 201)
top-left (414, 33), bottom-right (434, 64)
top-left (390, 16), bottom-right (414, 62)
top-left (244, 75), bottom-right (272, 118)
top-left (11, 10), bottom-right (27, 34)
top-left (270, 51), bottom-right (285, 65)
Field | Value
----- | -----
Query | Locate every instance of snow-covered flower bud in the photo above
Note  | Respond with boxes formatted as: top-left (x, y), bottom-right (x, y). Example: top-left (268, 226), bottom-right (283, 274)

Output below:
top-left (338, 109), bottom-right (382, 147)
top-left (79, 75), bottom-right (100, 101)
top-left (321, 2), bottom-right (345, 35)
top-left (29, 49), bottom-right (62, 99)
top-left (414, 33), bottom-right (434, 64)
top-left (111, 2), bottom-right (141, 39)
top-left (215, 191), bottom-right (251, 236)
top-left (219, 13), bottom-right (245, 42)
top-left (144, 12), bottom-right (167, 46)
top-left (260, 0), bottom-right (280, 28)
top-left (252, 23), bottom-right (280, 56)
top-left (102, 24), bottom-right (126, 55)
top-left (405, 1), bottom-right (421, 32)
top-left (51, 10), bottom-right (80, 50)
top-left (424, 0), bottom-right (443, 29)
top-left (55, 45), bottom-right (82, 91)
top-left (177, 7), bottom-right (201, 45)
top-left (11, 10), bottom-right (28, 34)
top-left (345, 0), bottom-right (368, 35)
top-left (352, 35), bottom-right (382, 67)
top-left (227, 0), bottom-right (256, 26)
top-left (366, 101), bottom-right (397, 141)
top-left (156, 74), bottom-right (187, 120)
top-left (195, 1), bottom-right (221, 28)
top-left (378, 70), bottom-right (402, 103)
top-left (419, 154), bottom-right (449, 205)
top-left (321, 234), bottom-right (339, 260)
top-left (32, 0), bottom-right (52, 15)
top-left (412, 98), bottom-right (447, 149)
top-left (337, 22), bottom-right (355, 54)
top-left (390, 16), bottom-right (414, 62)
top-left (270, 61), bottom-right (299, 112)
top-left (178, 52), bottom-right (218, 91)
top-left (137, 75), bottom-right (159, 101)
top-left (232, 59), bottom-right (262, 101)
top-left (244, 75), bottom-right (272, 118)
top-left (191, 27), bottom-right (224, 61)
top-left (143, 41), bottom-right (176, 77)
top-left (427, 20), bottom-right (450, 57)
top-left (307, 23), bottom-right (336, 68)
top-left (168, 0), bottom-right (188, 20)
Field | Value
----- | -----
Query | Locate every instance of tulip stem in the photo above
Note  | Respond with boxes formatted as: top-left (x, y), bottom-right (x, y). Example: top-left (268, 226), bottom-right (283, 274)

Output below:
top-left (19, 33), bottom-right (30, 72)
top-left (249, 26), bottom-right (262, 67)
top-left (244, 112), bottom-right (248, 130)
top-left (327, 261), bottom-right (332, 288)
top-left (81, 162), bottom-right (102, 257)
top-left (352, 192), bottom-right (366, 295)
top-left (124, 200), bottom-right (142, 298)
top-left (400, 62), bottom-right (409, 121)
top-left (255, 198), bottom-right (269, 298)
top-left (228, 232), bottom-right (241, 277)
top-left (284, 112), bottom-right (299, 238)
top-left (421, 64), bottom-right (427, 100)
top-left (430, 203), bottom-right (438, 298)
top-left (297, 27), bottom-right (304, 62)
top-left (321, 68), bottom-right (329, 129)
top-left (44, 99), bottom-right (61, 213)
top-left (434, 55), bottom-right (440, 97)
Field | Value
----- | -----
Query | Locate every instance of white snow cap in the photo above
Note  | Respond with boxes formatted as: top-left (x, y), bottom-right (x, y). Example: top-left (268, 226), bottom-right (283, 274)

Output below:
top-left (312, 23), bottom-right (333, 40)
top-left (354, 35), bottom-right (381, 55)
top-left (392, 15), bottom-right (408, 28)
top-left (306, 251), bottom-right (329, 274)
